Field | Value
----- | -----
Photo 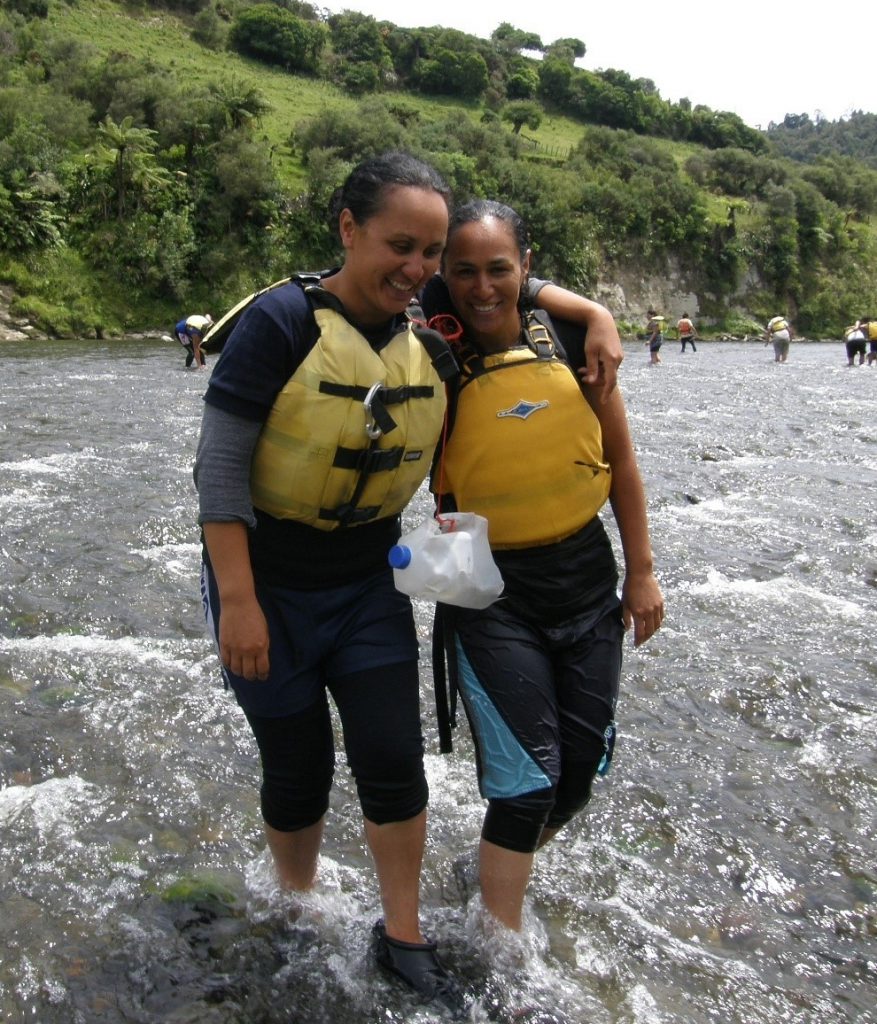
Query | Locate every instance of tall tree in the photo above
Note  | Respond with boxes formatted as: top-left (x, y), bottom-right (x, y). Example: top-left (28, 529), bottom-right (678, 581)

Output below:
top-left (95, 115), bottom-right (164, 219)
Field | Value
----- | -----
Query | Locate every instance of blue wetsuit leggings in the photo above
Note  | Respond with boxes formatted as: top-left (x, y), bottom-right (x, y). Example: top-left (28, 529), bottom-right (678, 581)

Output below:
top-left (454, 599), bottom-right (623, 853)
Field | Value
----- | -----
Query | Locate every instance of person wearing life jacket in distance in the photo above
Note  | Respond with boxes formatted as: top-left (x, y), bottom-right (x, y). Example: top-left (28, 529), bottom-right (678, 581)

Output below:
top-left (175, 313), bottom-right (213, 368)
top-left (765, 314), bottom-right (792, 362)
top-left (859, 316), bottom-right (877, 366)
top-left (677, 311), bottom-right (697, 353)
top-left (423, 199), bottom-right (664, 934)
top-left (645, 308), bottom-right (664, 364)
top-left (843, 321), bottom-right (866, 366)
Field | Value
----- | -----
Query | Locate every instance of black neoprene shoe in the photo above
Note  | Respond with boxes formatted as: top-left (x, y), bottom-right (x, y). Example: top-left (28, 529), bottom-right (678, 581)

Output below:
top-left (372, 919), bottom-right (469, 1019)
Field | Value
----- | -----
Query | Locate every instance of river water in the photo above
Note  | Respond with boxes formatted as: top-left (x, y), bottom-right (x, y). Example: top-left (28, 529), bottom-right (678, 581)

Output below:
top-left (0, 337), bottom-right (874, 1024)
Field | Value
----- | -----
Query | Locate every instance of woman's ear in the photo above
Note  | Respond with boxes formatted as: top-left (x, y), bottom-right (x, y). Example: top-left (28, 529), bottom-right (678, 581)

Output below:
top-left (338, 208), bottom-right (356, 248)
top-left (521, 248), bottom-right (532, 280)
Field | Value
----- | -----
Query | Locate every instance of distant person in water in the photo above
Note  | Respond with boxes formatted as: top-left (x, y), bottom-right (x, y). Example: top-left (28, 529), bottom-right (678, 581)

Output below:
top-left (843, 322), bottom-right (866, 366)
top-left (174, 314), bottom-right (213, 369)
top-left (645, 309), bottom-right (664, 364)
top-left (859, 317), bottom-right (877, 366)
top-left (677, 312), bottom-right (697, 353)
top-left (764, 315), bottom-right (791, 362)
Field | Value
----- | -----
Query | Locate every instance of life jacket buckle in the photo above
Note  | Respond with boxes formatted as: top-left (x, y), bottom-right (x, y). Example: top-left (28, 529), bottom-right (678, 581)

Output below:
top-left (363, 381), bottom-right (384, 439)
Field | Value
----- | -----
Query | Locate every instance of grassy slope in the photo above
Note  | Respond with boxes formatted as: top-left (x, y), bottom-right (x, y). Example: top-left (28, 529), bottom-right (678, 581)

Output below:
top-left (47, 0), bottom-right (593, 189)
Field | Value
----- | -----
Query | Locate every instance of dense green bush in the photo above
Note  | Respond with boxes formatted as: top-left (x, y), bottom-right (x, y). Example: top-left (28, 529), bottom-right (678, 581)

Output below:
top-left (229, 4), bottom-right (327, 74)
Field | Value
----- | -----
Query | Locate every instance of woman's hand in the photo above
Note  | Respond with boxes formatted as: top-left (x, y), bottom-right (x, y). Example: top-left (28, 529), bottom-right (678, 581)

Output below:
top-left (218, 594), bottom-right (270, 680)
top-left (621, 570), bottom-right (665, 646)
top-left (202, 521), bottom-right (270, 681)
top-left (580, 313), bottom-right (624, 403)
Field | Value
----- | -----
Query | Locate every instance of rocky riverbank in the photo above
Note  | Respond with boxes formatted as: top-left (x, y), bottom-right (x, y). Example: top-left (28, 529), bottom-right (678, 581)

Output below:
top-left (0, 284), bottom-right (46, 342)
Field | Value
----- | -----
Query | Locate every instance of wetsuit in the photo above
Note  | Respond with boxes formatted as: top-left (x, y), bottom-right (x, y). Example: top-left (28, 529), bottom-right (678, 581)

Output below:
top-left (195, 279), bottom-right (446, 832)
top-left (844, 327), bottom-right (866, 363)
top-left (423, 278), bottom-right (623, 854)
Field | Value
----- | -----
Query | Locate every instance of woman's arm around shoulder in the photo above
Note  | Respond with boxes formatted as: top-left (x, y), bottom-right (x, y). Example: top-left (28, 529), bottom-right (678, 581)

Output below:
top-left (531, 282), bottom-right (623, 403)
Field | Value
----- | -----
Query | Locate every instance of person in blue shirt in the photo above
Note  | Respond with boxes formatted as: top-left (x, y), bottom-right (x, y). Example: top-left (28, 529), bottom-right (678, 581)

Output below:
top-left (174, 313), bottom-right (213, 368)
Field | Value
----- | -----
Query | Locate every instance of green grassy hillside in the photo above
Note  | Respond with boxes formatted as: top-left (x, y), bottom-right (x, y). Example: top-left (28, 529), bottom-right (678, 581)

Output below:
top-left (47, 0), bottom-right (592, 188)
top-left (1, 0), bottom-right (874, 337)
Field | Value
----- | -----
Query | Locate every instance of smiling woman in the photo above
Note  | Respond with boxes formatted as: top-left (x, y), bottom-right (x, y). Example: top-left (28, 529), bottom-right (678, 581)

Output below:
top-left (192, 151), bottom-right (468, 1015)
top-left (424, 197), bottom-right (664, 934)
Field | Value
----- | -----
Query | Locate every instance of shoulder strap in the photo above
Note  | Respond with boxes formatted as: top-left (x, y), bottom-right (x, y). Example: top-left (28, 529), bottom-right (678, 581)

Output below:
top-left (407, 305), bottom-right (460, 382)
top-left (201, 271), bottom-right (331, 354)
top-left (526, 308), bottom-right (568, 362)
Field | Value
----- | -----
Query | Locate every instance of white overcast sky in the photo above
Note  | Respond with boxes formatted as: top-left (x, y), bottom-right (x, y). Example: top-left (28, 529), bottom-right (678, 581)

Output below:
top-left (324, 0), bottom-right (876, 129)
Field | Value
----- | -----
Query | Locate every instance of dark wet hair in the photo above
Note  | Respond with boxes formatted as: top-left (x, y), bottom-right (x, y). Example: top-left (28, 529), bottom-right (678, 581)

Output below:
top-left (444, 199), bottom-right (529, 265)
top-left (329, 151), bottom-right (451, 236)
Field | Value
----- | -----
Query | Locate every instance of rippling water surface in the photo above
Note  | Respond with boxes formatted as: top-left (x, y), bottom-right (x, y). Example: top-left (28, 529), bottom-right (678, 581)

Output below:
top-left (1, 338), bottom-right (875, 1024)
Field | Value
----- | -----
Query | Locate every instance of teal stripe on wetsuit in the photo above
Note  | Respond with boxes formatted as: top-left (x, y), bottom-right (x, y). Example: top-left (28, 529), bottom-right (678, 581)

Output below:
top-left (454, 636), bottom-right (551, 799)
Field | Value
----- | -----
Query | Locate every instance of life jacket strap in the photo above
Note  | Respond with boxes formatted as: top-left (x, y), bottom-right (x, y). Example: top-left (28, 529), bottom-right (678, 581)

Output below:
top-left (318, 502), bottom-right (381, 525)
top-left (333, 445), bottom-right (407, 473)
top-left (318, 381), bottom-right (436, 437)
top-left (524, 315), bottom-right (557, 359)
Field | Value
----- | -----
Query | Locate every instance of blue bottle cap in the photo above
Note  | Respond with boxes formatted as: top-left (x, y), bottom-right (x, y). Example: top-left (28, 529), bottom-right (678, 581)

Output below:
top-left (388, 544), bottom-right (412, 569)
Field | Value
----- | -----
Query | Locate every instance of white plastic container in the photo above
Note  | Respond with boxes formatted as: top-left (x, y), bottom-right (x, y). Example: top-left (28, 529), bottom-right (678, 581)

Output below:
top-left (388, 512), bottom-right (504, 609)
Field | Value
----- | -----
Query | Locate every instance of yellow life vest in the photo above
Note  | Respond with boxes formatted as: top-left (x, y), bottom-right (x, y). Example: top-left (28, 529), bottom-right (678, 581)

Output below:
top-left (250, 303), bottom-right (450, 530)
top-left (867, 321), bottom-right (877, 342)
top-left (185, 314), bottom-right (212, 335)
top-left (768, 316), bottom-right (788, 333)
top-left (439, 318), bottom-right (611, 550)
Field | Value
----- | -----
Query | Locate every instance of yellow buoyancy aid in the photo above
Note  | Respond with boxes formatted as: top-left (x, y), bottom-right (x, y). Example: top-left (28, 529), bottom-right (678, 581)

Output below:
top-left (440, 332), bottom-right (611, 550)
top-left (867, 321), bottom-right (877, 342)
top-left (186, 314), bottom-right (213, 334)
top-left (250, 304), bottom-right (449, 529)
top-left (768, 316), bottom-right (789, 333)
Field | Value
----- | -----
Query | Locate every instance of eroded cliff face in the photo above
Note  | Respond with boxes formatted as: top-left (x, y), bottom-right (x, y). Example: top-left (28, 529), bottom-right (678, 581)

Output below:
top-left (591, 259), bottom-right (765, 326)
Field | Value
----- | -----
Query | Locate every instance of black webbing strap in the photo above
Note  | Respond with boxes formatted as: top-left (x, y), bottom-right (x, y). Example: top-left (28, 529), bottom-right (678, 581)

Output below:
top-left (431, 603), bottom-right (459, 754)
top-left (318, 382), bottom-right (435, 404)
top-left (318, 381), bottom-right (436, 436)
top-left (332, 445), bottom-right (406, 473)
top-left (410, 322), bottom-right (460, 382)
top-left (317, 502), bottom-right (380, 525)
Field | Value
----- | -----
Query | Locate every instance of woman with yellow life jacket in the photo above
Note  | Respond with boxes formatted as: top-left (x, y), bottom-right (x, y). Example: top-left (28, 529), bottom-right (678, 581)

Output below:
top-left (195, 152), bottom-right (472, 1014)
top-left (423, 199), bottom-right (664, 933)
top-left (193, 153), bottom-right (627, 1013)
top-left (765, 314), bottom-right (792, 362)
top-left (645, 308), bottom-right (665, 363)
